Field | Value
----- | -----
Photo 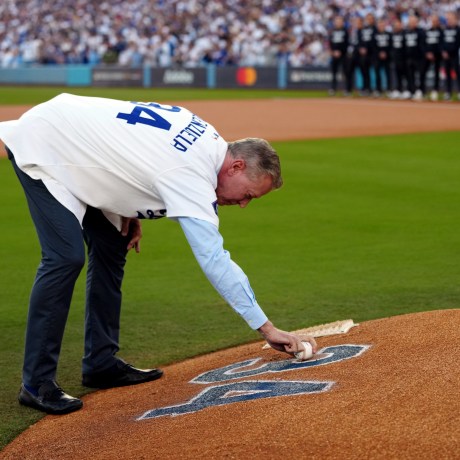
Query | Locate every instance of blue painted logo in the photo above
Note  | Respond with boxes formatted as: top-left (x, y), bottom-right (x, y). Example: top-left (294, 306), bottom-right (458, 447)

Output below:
top-left (192, 345), bottom-right (369, 384)
top-left (138, 380), bottom-right (332, 420)
top-left (137, 344), bottom-right (370, 420)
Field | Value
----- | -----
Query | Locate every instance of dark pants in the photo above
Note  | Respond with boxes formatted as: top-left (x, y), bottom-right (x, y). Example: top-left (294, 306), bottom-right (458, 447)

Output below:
top-left (406, 57), bottom-right (423, 94)
top-left (443, 54), bottom-right (460, 94)
top-left (359, 53), bottom-right (373, 92)
top-left (345, 53), bottom-right (359, 92)
top-left (8, 148), bottom-right (129, 387)
top-left (375, 58), bottom-right (391, 92)
top-left (423, 54), bottom-right (442, 92)
top-left (393, 59), bottom-right (406, 92)
top-left (330, 55), bottom-right (346, 91)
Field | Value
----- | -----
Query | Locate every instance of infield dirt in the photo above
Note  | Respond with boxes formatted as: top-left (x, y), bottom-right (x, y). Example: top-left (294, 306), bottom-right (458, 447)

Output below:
top-left (2, 98), bottom-right (460, 152)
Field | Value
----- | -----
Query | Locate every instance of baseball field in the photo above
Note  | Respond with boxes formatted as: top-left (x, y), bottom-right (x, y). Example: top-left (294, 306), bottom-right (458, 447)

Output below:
top-left (0, 87), bottom-right (459, 458)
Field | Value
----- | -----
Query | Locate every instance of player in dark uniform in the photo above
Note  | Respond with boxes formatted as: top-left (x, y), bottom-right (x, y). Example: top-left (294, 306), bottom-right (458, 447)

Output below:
top-left (404, 15), bottom-right (425, 100)
top-left (374, 18), bottom-right (392, 97)
top-left (344, 16), bottom-right (363, 95)
top-left (358, 13), bottom-right (377, 95)
top-left (441, 12), bottom-right (460, 101)
top-left (329, 15), bottom-right (349, 95)
top-left (423, 15), bottom-right (443, 101)
top-left (390, 18), bottom-right (407, 99)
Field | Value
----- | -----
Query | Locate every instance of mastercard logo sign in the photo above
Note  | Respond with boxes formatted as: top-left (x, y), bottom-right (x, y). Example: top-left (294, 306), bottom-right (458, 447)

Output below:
top-left (236, 67), bottom-right (257, 86)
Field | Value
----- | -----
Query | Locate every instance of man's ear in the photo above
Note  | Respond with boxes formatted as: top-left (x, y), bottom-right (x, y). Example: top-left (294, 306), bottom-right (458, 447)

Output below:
top-left (228, 159), bottom-right (246, 176)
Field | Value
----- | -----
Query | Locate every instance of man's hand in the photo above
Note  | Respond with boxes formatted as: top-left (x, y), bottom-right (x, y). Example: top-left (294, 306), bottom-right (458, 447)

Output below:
top-left (121, 217), bottom-right (142, 253)
top-left (258, 320), bottom-right (317, 356)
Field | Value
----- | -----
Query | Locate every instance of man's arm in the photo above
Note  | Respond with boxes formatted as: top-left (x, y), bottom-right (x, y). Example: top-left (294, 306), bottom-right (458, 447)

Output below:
top-left (177, 216), bottom-right (317, 354)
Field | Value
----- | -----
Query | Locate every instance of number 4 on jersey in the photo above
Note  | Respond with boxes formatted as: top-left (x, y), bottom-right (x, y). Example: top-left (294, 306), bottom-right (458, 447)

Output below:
top-left (117, 106), bottom-right (172, 131)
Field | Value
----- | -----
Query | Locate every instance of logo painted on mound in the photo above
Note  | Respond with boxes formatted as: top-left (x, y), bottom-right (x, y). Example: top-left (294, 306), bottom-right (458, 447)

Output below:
top-left (137, 344), bottom-right (370, 420)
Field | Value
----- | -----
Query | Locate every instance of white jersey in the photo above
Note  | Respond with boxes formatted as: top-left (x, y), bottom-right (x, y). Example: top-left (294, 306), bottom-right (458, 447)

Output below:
top-left (0, 93), bottom-right (227, 228)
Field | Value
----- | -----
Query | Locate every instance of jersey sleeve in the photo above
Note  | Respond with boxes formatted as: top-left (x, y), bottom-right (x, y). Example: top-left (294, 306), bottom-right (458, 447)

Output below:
top-left (177, 216), bottom-right (269, 330)
top-left (156, 167), bottom-right (219, 227)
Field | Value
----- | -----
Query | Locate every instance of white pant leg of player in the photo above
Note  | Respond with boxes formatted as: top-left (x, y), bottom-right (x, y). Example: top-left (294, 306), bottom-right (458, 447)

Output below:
top-left (82, 207), bottom-right (130, 375)
top-left (8, 148), bottom-right (85, 388)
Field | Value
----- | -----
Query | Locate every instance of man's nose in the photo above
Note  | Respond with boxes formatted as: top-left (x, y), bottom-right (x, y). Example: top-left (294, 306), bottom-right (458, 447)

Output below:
top-left (239, 198), bottom-right (251, 208)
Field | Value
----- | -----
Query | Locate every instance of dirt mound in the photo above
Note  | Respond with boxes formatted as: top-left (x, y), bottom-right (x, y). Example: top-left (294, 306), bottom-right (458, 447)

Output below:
top-left (2, 309), bottom-right (459, 460)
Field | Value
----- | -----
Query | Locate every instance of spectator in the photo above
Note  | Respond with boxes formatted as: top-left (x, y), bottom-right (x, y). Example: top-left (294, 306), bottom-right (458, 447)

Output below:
top-left (390, 17), bottom-right (408, 99)
top-left (1, 46), bottom-right (21, 67)
top-left (404, 15), bottom-right (425, 101)
top-left (441, 11), bottom-right (460, 101)
top-left (358, 13), bottom-right (377, 96)
top-left (374, 18), bottom-right (392, 96)
top-left (328, 16), bottom-right (349, 95)
top-left (344, 16), bottom-right (363, 95)
top-left (423, 15), bottom-right (443, 101)
top-left (118, 41), bottom-right (143, 67)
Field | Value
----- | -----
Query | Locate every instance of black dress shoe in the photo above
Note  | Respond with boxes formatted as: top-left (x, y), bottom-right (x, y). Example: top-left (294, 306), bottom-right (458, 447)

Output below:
top-left (18, 380), bottom-right (83, 415)
top-left (82, 359), bottom-right (163, 389)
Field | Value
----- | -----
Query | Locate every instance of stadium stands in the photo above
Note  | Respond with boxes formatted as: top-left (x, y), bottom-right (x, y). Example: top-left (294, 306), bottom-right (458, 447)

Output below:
top-left (0, 1), bottom-right (458, 69)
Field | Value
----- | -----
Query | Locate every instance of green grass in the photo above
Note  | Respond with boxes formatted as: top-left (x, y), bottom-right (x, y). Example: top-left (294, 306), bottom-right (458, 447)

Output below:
top-left (0, 86), bottom-right (326, 105)
top-left (1, 131), bottom-right (460, 450)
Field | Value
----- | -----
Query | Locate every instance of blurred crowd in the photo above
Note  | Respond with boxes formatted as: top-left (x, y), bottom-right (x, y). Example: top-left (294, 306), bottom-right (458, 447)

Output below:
top-left (0, 0), bottom-right (459, 70)
top-left (0, 0), bottom-right (328, 68)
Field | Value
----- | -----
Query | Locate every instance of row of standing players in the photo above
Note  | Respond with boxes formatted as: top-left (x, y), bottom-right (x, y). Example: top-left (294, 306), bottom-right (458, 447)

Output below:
top-left (329, 12), bottom-right (460, 101)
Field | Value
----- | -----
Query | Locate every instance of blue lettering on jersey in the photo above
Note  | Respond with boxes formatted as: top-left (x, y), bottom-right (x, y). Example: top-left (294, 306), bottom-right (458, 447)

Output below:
top-left (171, 113), bottom-right (208, 152)
top-left (136, 209), bottom-right (167, 219)
top-left (212, 200), bottom-right (218, 216)
top-left (116, 102), bottom-right (181, 131)
top-left (115, 103), bottom-right (207, 154)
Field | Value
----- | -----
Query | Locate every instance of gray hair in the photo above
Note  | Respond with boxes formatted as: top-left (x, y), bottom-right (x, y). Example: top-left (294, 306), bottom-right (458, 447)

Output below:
top-left (227, 138), bottom-right (283, 189)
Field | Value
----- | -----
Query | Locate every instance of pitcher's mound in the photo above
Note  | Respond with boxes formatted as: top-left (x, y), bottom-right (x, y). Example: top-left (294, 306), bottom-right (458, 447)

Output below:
top-left (2, 309), bottom-right (459, 459)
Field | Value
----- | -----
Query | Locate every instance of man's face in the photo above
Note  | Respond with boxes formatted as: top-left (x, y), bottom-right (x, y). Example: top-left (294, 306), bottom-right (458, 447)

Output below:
top-left (216, 159), bottom-right (273, 208)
